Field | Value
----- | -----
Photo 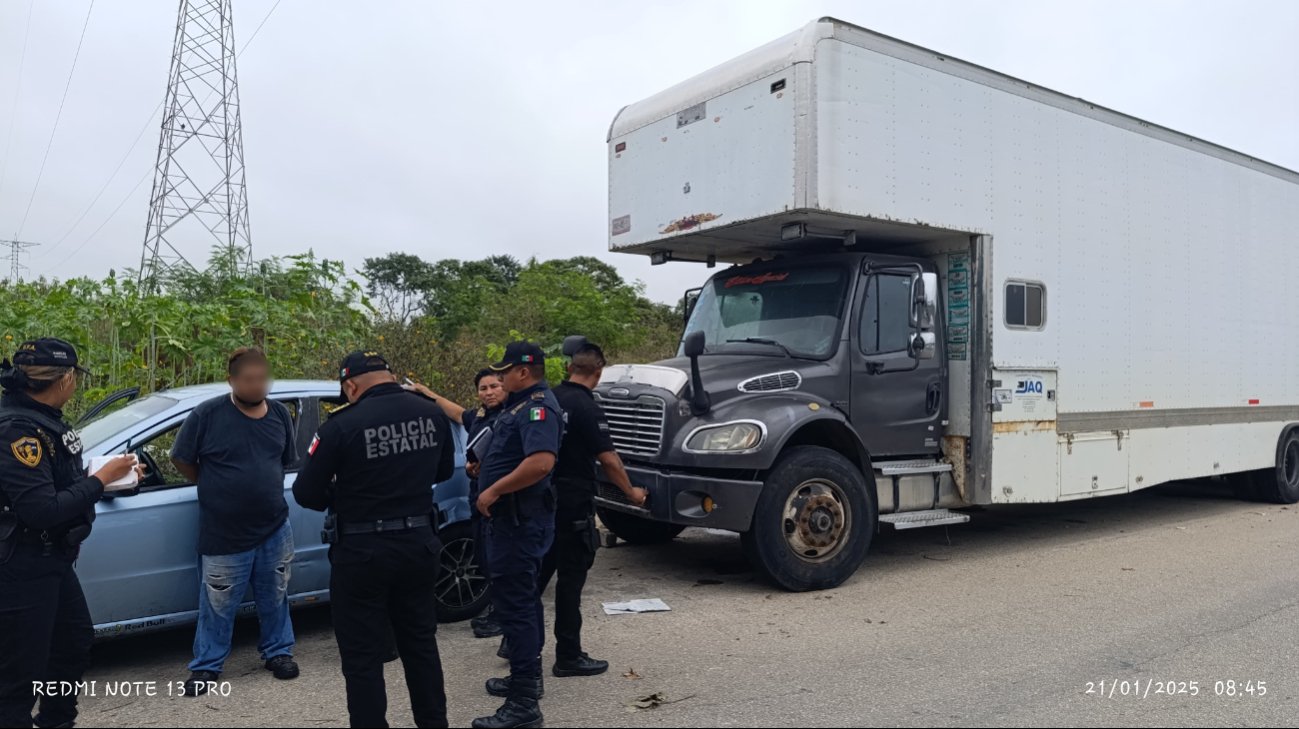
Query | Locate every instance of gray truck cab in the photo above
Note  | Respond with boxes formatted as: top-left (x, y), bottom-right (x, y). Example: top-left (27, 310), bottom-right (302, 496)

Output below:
top-left (594, 251), bottom-right (955, 591)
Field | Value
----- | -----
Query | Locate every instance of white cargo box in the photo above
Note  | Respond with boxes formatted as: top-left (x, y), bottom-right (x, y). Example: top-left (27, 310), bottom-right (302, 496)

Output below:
top-left (607, 17), bottom-right (1299, 263)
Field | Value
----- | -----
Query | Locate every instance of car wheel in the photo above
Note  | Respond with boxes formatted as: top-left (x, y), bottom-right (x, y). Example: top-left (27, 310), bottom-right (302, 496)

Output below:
top-left (742, 446), bottom-right (875, 592)
top-left (595, 506), bottom-right (686, 545)
top-left (434, 520), bottom-right (490, 623)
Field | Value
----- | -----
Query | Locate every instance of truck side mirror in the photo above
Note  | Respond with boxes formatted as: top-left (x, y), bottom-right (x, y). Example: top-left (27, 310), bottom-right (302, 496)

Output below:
top-left (683, 330), bottom-right (706, 358)
top-left (683, 288), bottom-right (702, 328)
top-left (562, 335), bottom-right (588, 357)
top-left (682, 331), bottom-right (711, 415)
top-left (909, 331), bottom-right (936, 360)
top-left (911, 272), bottom-right (939, 330)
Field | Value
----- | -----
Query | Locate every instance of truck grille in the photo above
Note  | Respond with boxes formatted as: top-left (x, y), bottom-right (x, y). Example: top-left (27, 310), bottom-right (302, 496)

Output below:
top-left (598, 482), bottom-right (636, 506)
top-left (596, 395), bottom-right (666, 457)
top-left (738, 371), bottom-right (801, 393)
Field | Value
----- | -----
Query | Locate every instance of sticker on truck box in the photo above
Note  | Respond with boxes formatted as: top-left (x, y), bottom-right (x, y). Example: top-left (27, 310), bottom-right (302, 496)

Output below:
top-left (611, 215), bottom-right (631, 236)
top-left (947, 341), bottom-right (967, 360)
top-left (660, 213), bottom-right (722, 234)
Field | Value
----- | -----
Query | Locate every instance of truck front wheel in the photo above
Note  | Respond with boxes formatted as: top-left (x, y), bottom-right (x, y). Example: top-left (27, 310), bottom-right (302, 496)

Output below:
top-left (596, 506), bottom-right (688, 545)
top-left (742, 446), bottom-right (876, 592)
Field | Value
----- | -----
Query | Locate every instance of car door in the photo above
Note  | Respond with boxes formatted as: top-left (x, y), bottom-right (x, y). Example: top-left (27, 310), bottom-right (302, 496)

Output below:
top-left (848, 268), bottom-right (946, 457)
top-left (81, 413), bottom-right (201, 626)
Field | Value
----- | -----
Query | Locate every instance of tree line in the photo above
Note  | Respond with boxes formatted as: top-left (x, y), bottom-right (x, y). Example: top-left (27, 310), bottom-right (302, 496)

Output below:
top-left (0, 249), bottom-right (682, 419)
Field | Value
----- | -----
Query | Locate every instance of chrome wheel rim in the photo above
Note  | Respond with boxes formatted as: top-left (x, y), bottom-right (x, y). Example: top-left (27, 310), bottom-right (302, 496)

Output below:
top-left (435, 537), bottom-right (487, 608)
top-left (781, 478), bottom-right (852, 563)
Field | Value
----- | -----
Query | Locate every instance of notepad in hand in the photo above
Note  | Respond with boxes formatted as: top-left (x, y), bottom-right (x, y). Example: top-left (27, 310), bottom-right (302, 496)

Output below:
top-left (467, 426), bottom-right (494, 462)
top-left (86, 455), bottom-right (140, 491)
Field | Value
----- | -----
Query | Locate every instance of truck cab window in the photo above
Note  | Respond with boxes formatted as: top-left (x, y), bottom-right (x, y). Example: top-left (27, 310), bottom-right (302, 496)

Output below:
top-left (683, 265), bottom-right (849, 359)
top-left (1005, 281), bottom-right (1046, 329)
top-left (860, 273), bottom-right (913, 354)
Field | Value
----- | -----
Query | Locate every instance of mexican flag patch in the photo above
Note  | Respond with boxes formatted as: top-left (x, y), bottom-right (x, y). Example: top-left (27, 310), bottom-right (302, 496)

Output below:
top-left (529, 407), bottom-right (545, 421)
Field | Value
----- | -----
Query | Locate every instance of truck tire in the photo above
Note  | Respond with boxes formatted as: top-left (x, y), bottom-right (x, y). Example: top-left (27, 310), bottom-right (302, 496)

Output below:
top-left (742, 446), bottom-right (876, 592)
top-left (434, 520), bottom-right (491, 623)
top-left (596, 506), bottom-right (687, 545)
top-left (1255, 428), bottom-right (1299, 504)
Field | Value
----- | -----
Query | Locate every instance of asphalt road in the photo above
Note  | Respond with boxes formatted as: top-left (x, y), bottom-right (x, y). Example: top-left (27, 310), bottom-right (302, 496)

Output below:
top-left (76, 481), bottom-right (1296, 727)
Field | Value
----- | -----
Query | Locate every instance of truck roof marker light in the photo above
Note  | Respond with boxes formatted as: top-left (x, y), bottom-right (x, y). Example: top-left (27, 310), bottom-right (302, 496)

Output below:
top-left (1249, 399), bottom-right (1260, 405)
top-left (1139, 401), bottom-right (1155, 408)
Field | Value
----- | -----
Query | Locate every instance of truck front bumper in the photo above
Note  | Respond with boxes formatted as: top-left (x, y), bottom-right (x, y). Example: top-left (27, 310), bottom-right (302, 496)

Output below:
top-left (594, 463), bottom-right (762, 533)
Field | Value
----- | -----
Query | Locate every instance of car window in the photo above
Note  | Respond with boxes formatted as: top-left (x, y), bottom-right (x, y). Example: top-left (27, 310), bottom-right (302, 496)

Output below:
top-left (79, 395), bottom-right (179, 451)
top-left (319, 397), bottom-right (347, 426)
top-left (133, 422), bottom-right (189, 490)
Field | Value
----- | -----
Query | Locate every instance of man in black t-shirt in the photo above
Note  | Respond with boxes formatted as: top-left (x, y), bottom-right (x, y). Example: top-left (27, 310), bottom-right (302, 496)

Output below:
top-left (170, 348), bottom-right (300, 696)
top-left (544, 342), bottom-right (646, 678)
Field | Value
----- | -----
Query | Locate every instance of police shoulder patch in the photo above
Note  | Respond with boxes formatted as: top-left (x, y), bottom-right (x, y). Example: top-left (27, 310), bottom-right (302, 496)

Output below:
top-left (11, 436), bottom-right (42, 467)
top-left (326, 403), bottom-right (353, 418)
top-left (531, 391), bottom-right (546, 400)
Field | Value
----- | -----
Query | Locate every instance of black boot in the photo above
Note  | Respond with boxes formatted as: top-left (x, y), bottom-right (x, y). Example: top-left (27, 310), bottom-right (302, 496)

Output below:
top-left (472, 674), bottom-right (543, 729)
top-left (472, 605), bottom-right (504, 638)
top-left (485, 674), bottom-right (544, 698)
top-left (496, 636), bottom-right (510, 659)
top-left (553, 652), bottom-right (609, 677)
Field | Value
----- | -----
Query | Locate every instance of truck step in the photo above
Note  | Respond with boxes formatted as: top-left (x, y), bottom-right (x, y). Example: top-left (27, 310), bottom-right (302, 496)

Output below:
top-left (875, 459), bottom-right (953, 476)
top-left (878, 508), bottom-right (970, 530)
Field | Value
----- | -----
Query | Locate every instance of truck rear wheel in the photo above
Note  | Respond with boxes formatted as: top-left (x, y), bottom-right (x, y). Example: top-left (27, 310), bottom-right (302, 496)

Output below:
top-left (742, 446), bottom-right (875, 592)
top-left (596, 506), bottom-right (687, 545)
top-left (1230, 429), bottom-right (1299, 504)
top-left (1256, 429), bottom-right (1299, 504)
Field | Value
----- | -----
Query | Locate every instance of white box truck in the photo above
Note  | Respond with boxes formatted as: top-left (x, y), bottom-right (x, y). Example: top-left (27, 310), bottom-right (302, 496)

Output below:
top-left (592, 17), bottom-right (1299, 591)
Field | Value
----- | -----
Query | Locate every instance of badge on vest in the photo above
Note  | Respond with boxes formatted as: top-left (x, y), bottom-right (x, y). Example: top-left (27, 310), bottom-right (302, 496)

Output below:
top-left (11, 437), bottom-right (42, 467)
top-left (529, 407), bottom-right (546, 422)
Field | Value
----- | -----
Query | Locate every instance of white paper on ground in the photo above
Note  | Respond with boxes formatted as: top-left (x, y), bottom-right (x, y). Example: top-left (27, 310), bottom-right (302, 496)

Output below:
top-left (86, 455), bottom-right (139, 490)
top-left (602, 598), bottom-right (671, 615)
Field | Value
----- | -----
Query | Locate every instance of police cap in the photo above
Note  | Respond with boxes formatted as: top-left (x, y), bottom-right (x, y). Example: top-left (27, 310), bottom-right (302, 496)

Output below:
top-left (489, 341), bottom-right (545, 371)
top-left (338, 350), bottom-right (391, 382)
top-left (12, 337), bottom-right (92, 375)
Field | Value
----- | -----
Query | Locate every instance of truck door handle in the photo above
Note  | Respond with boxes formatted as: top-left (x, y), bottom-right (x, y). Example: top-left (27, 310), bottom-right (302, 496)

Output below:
top-left (926, 382), bottom-right (942, 415)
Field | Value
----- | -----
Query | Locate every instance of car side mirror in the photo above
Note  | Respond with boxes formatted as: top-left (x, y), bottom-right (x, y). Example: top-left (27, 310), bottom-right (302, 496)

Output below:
top-left (911, 272), bottom-right (939, 330)
top-left (909, 331), bottom-right (936, 360)
top-left (562, 335), bottom-right (588, 358)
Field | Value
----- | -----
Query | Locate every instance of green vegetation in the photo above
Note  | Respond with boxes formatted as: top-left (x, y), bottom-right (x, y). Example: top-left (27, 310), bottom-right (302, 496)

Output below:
top-left (0, 250), bottom-right (681, 419)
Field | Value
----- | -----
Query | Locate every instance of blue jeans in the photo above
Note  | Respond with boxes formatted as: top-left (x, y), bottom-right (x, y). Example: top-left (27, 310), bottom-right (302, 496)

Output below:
top-left (190, 520), bottom-right (295, 674)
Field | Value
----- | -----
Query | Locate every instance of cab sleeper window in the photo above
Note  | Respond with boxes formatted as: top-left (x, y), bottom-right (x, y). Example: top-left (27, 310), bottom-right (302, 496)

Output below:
top-left (1005, 281), bottom-right (1046, 330)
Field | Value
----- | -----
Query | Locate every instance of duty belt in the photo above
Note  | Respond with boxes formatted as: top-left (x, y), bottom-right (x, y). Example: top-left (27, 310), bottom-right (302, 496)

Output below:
top-left (340, 514), bottom-right (440, 536)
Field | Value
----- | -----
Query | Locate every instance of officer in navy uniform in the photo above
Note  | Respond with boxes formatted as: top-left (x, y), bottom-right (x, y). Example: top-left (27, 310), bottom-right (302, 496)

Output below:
top-left (0, 339), bottom-right (137, 728)
top-left (472, 341), bottom-right (564, 729)
top-left (541, 339), bottom-right (647, 678)
top-left (406, 368), bottom-right (507, 638)
top-left (294, 351), bottom-right (456, 729)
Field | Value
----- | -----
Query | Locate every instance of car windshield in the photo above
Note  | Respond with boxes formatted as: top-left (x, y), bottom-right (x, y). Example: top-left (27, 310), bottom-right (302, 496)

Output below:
top-left (78, 395), bottom-right (179, 451)
top-left (682, 264), bottom-right (850, 359)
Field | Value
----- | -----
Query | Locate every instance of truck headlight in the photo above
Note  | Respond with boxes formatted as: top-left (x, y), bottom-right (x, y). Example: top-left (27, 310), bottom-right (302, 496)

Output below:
top-left (686, 421), bottom-right (764, 452)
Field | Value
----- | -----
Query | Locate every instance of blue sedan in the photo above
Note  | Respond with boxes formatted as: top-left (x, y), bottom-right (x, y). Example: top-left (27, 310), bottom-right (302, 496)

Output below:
top-left (74, 380), bottom-right (488, 639)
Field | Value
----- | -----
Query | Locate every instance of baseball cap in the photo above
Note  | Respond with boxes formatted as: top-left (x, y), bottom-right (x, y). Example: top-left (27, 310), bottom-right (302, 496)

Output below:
top-left (338, 350), bottom-right (391, 382)
top-left (489, 341), bottom-right (545, 371)
top-left (13, 338), bottom-right (92, 375)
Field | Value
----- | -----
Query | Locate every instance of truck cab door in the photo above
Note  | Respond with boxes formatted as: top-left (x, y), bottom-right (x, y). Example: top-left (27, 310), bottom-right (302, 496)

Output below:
top-left (848, 269), bottom-right (945, 457)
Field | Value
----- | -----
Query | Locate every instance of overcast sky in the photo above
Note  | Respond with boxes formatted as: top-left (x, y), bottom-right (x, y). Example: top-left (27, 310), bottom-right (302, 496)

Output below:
top-left (0, 0), bottom-right (1295, 303)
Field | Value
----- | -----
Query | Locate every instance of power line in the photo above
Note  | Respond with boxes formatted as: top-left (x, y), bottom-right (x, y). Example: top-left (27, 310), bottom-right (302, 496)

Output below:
top-left (44, 168), bottom-right (151, 274)
top-left (0, 0), bottom-right (36, 201)
top-left (14, 0), bottom-right (96, 238)
top-left (36, 0), bottom-right (283, 265)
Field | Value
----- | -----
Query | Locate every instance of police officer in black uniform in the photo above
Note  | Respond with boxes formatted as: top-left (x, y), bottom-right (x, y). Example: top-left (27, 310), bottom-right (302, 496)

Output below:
top-left (294, 351), bottom-right (456, 729)
top-left (541, 338), bottom-right (647, 678)
top-left (407, 368), bottom-right (507, 638)
top-left (0, 339), bottom-right (137, 729)
top-left (472, 341), bottom-right (564, 729)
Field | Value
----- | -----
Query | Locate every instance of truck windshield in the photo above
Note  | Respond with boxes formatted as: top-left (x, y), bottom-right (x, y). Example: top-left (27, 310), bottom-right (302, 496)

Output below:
top-left (683, 265), bottom-right (849, 359)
